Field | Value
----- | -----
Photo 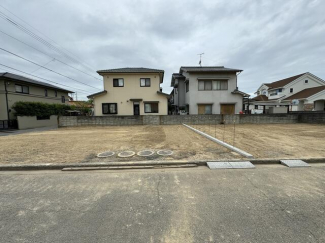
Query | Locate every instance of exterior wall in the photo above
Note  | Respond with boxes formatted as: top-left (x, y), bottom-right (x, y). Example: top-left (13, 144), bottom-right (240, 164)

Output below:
top-left (0, 78), bottom-right (69, 120)
top-left (314, 100), bottom-right (325, 111)
top-left (0, 80), bottom-right (8, 120)
top-left (185, 72), bottom-right (242, 114)
top-left (17, 115), bottom-right (58, 130)
top-left (177, 79), bottom-right (186, 107)
top-left (93, 73), bottom-right (168, 116)
top-left (58, 113), bottom-right (325, 126)
top-left (256, 84), bottom-right (269, 96)
top-left (268, 107), bottom-right (287, 114)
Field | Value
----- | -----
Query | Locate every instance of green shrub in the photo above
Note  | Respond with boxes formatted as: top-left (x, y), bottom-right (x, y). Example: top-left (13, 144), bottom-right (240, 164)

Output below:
top-left (12, 101), bottom-right (71, 117)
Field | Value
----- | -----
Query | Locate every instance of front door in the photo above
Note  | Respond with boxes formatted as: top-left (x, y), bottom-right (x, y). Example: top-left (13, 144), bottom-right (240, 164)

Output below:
top-left (133, 103), bottom-right (140, 115)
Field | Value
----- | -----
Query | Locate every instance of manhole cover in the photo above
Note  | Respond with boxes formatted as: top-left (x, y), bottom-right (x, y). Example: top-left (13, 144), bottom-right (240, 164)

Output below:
top-left (118, 151), bottom-right (135, 158)
top-left (137, 150), bottom-right (155, 156)
top-left (157, 150), bottom-right (173, 156)
top-left (97, 151), bottom-right (115, 158)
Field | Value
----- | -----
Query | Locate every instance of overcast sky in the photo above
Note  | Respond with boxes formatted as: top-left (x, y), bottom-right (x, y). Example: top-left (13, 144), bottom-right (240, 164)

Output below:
top-left (1, 0), bottom-right (325, 100)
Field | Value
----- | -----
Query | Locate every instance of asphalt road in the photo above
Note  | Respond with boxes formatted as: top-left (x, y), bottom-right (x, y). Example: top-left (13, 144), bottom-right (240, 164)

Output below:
top-left (0, 164), bottom-right (324, 243)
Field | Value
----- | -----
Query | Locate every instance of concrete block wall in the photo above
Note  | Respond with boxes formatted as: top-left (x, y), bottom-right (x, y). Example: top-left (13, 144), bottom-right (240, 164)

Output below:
top-left (58, 113), bottom-right (325, 127)
top-left (143, 115), bottom-right (160, 125)
top-left (298, 113), bottom-right (325, 124)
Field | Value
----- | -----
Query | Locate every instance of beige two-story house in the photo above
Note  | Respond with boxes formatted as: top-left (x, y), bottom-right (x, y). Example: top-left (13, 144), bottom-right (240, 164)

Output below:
top-left (88, 68), bottom-right (169, 116)
top-left (0, 72), bottom-right (72, 129)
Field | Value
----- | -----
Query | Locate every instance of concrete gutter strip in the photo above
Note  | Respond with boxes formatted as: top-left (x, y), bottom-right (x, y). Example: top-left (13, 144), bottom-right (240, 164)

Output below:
top-left (183, 123), bottom-right (254, 159)
top-left (0, 158), bottom-right (324, 171)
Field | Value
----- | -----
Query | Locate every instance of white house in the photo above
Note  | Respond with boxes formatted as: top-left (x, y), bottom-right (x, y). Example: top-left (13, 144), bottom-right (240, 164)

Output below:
top-left (170, 66), bottom-right (249, 115)
top-left (247, 72), bottom-right (325, 113)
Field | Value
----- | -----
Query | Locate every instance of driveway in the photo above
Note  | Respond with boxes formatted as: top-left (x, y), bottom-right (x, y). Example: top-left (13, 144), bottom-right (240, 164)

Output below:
top-left (0, 165), bottom-right (324, 242)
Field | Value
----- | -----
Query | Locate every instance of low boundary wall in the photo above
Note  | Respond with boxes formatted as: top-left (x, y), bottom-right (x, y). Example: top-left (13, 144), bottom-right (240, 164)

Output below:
top-left (18, 115), bottom-right (58, 130)
top-left (59, 113), bottom-right (325, 127)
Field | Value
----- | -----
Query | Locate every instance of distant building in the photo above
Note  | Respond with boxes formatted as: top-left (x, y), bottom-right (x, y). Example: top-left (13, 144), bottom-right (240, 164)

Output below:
top-left (0, 72), bottom-right (72, 129)
top-left (88, 68), bottom-right (169, 116)
top-left (247, 72), bottom-right (325, 113)
top-left (169, 66), bottom-right (249, 114)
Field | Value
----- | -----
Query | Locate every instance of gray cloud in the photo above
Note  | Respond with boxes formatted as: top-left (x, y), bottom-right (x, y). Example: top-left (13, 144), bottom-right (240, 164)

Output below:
top-left (0, 0), bottom-right (324, 99)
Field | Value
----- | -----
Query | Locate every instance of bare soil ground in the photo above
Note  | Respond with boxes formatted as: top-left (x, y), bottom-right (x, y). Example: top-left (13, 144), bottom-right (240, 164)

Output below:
top-left (0, 125), bottom-right (239, 164)
top-left (194, 124), bottom-right (325, 159)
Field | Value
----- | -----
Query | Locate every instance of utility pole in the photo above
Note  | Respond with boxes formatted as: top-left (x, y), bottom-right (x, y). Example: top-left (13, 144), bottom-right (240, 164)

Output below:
top-left (198, 53), bottom-right (204, 67)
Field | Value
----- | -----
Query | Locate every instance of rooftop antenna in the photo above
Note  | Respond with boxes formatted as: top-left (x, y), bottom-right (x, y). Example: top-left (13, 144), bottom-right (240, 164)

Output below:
top-left (198, 53), bottom-right (204, 67)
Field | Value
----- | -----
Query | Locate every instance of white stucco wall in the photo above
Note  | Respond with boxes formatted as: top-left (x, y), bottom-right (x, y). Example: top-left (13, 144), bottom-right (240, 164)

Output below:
top-left (184, 72), bottom-right (243, 114)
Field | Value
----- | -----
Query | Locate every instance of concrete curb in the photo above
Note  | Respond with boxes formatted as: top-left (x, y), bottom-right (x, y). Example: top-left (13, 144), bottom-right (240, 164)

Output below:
top-left (183, 123), bottom-right (254, 158)
top-left (0, 158), bottom-right (324, 171)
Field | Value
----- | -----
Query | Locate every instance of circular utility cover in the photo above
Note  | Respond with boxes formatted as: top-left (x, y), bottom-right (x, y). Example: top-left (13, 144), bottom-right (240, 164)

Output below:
top-left (137, 150), bottom-right (155, 157)
top-left (118, 151), bottom-right (136, 158)
top-left (157, 150), bottom-right (173, 156)
top-left (97, 151), bottom-right (115, 158)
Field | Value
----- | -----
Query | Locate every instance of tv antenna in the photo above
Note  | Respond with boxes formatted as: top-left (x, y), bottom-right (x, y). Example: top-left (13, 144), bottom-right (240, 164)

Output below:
top-left (198, 53), bottom-right (204, 67)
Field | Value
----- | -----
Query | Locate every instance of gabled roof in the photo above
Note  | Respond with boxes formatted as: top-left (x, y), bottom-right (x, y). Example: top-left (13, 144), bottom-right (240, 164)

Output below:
top-left (251, 95), bottom-right (269, 101)
top-left (283, 86), bottom-right (325, 101)
top-left (87, 90), bottom-right (107, 98)
top-left (0, 72), bottom-right (73, 93)
top-left (97, 67), bottom-right (164, 74)
top-left (180, 66), bottom-right (242, 73)
top-left (265, 73), bottom-right (306, 89)
top-left (172, 73), bottom-right (185, 79)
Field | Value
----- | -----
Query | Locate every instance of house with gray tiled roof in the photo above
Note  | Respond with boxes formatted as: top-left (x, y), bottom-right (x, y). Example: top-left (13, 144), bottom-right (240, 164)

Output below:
top-left (170, 66), bottom-right (249, 115)
top-left (0, 72), bottom-right (72, 129)
top-left (88, 67), bottom-right (169, 116)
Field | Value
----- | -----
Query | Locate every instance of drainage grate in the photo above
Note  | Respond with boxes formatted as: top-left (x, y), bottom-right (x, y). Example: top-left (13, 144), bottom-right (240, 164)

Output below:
top-left (118, 151), bottom-right (136, 158)
top-left (207, 161), bottom-right (255, 169)
top-left (137, 150), bottom-right (155, 157)
top-left (97, 151), bottom-right (115, 158)
top-left (280, 159), bottom-right (310, 168)
top-left (157, 150), bottom-right (173, 156)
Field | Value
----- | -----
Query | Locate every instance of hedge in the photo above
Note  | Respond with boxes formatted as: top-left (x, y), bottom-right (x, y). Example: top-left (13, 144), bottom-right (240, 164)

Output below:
top-left (12, 101), bottom-right (71, 117)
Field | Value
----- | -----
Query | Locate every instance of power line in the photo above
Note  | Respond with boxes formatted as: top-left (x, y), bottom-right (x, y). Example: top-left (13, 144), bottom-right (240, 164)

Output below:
top-left (0, 29), bottom-right (102, 81)
top-left (0, 9), bottom-right (96, 73)
top-left (0, 63), bottom-right (91, 95)
top-left (0, 47), bottom-right (101, 90)
top-left (30, 58), bottom-right (55, 73)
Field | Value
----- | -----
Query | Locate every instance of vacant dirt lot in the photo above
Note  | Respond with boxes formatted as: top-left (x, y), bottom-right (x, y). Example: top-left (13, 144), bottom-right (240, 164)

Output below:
top-left (0, 125), bottom-right (239, 164)
top-left (195, 124), bottom-right (325, 159)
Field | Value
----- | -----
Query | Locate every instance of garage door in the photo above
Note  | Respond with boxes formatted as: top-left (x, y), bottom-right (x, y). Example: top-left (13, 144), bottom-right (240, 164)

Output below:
top-left (220, 104), bottom-right (235, 114)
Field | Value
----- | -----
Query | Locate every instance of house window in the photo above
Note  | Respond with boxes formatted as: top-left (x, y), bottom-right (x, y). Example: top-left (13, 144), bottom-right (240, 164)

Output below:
top-left (113, 78), bottom-right (124, 87)
top-left (198, 104), bottom-right (212, 114)
top-left (255, 105), bottom-right (258, 109)
top-left (290, 88), bottom-right (293, 93)
top-left (305, 80), bottom-right (308, 83)
top-left (102, 103), bottom-right (118, 114)
top-left (186, 82), bottom-right (189, 92)
top-left (144, 102), bottom-right (159, 113)
top-left (61, 96), bottom-right (65, 103)
top-left (55, 91), bottom-right (57, 97)
top-left (15, 84), bottom-right (29, 94)
top-left (198, 80), bottom-right (228, 90)
top-left (45, 89), bottom-right (48, 97)
top-left (140, 78), bottom-right (150, 87)
top-left (278, 88), bottom-right (282, 92)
